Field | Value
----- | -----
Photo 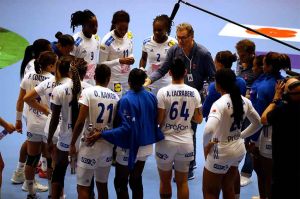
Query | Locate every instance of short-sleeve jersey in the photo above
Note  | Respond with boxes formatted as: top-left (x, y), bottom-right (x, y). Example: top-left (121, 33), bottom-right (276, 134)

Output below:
top-left (24, 59), bottom-right (35, 76)
top-left (157, 84), bottom-right (201, 143)
top-left (208, 94), bottom-right (257, 144)
top-left (50, 81), bottom-right (90, 137)
top-left (78, 85), bottom-right (119, 137)
top-left (72, 31), bottom-right (100, 80)
top-left (100, 30), bottom-right (134, 84)
top-left (35, 76), bottom-right (71, 106)
top-left (142, 36), bottom-right (177, 89)
top-left (20, 71), bottom-right (53, 134)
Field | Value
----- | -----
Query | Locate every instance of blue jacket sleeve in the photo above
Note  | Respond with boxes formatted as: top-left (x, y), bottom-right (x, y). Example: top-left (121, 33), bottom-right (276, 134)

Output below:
top-left (202, 83), bottom-right (220, 118)
top-left (101, 99), bottom-right (131, 148)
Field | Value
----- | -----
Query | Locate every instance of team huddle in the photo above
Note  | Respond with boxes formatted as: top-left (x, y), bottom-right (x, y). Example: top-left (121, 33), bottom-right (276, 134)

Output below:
top-left (0, 6), bottom-right (297, 199)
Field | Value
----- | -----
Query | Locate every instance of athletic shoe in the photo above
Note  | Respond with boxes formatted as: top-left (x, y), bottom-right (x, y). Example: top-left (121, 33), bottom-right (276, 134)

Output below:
top-left (188, 170), bottom-right (195, 181)
top-left (27, 193), bottom-right (41, 199)
top-left (11, 170), bottom-right (25, 184)
top-left (251, 196), bottom-right (260, 199)
top-left (38, 170), bottom-right (47, 179)
top-left (22, 180), bottom-right (48, 192)
top-left (240, 176), bottom-right (252, 187)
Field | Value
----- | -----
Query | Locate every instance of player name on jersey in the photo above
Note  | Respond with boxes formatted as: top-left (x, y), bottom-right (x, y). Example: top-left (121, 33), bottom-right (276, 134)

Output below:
top-left (93, 91), bottom-right (117, 99)
top-left (166, 90), bottom-right (195, 97)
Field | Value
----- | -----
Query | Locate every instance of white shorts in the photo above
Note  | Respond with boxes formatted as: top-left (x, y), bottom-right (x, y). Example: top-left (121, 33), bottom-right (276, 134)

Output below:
top-left (27, 132), bottom-right (46, 143)
top-left (56, 133), bottom-right (80, 152)
top-left (155, 140), bottom-right (193, 173)
top-left (77, 140), bottom-right (113, 169)
top-left (205, 140), bottom-right (245, 174)
top-left (259, 125), bottom-right (272, 159)
top-left (44, 114), bottom-right (60, 144)
top-left (116, 145), bottom-right (153, 166)
top-left (77, 165), bottom-right (111, 185)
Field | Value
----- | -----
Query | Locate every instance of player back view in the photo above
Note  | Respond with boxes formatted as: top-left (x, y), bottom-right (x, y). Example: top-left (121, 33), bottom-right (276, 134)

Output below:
top-left (70, 64), bottom-right (119, 199)
top-left (156, 58), bottom-right (203, 199)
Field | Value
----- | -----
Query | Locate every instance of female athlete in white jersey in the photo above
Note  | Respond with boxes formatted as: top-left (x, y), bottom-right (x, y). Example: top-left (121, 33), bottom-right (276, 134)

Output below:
top-left (16, 51), bottom-right (57, 199)
top-left (139, 14), bottom-right (177, 95)
top-left (203, 68), bottom-right (261, 199)
top-left (47, 56), bottom-right (90, 198)
top-left (71, 9), bottom-right (100, 85)
top-left (156, 58), bottom-right (202, 199)
top-left (70, 64), bottom-right (119, 199)
top-left (100, 10), bottom-right (134, 97)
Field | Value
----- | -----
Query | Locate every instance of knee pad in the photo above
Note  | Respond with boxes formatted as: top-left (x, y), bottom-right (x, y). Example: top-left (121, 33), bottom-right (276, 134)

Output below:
top-left (51, 164), bottom-right (68, 187)
top-left (26, 154), bottom-right (41, 167)
top-left (47, 158), bottom-right (53, 169)
top-left (129, 175), bottom-right (143, 191)
top-left (114, 176), bottom-right (128, 194)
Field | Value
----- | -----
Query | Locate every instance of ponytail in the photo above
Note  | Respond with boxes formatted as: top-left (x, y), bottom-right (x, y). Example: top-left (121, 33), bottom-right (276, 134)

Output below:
top-left (215, 68), bottom-right (244, 127)
top-left (20, 45), bottom-right (34, 78)
top-left (70, 65), bottom-right (81, 130)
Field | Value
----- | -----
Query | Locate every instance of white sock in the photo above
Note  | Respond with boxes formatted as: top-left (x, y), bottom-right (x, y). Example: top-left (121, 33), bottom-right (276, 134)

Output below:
top-left (0, 187), bottom-right (2, 199)
top-left (16, 162), bottom-right (25, 172)
top-left (41, 157), bottom-right (47, 171)
top-left (235, 194), bottom-right (240, 199)
top-left (26, 180), bottom-right (35, 195)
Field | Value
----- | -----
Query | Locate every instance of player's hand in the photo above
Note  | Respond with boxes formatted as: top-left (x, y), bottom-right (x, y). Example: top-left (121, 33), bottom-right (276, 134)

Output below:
top-left (15, 120), bottom-right (22, 133)
top-left (274, 80), bottom-right (285, 100)
top-left (144, 78), bottom-right (151, 87)
top-left (204, 141), bottom-right (217, 160)
top-left (119, 57), bottom-right (135, 65)
top-left (4, 122), bottom-right (15, 133)
top-left (86, 130), bottom-right (101, 146)
top-left (69, 144), bottom-right (77, 157)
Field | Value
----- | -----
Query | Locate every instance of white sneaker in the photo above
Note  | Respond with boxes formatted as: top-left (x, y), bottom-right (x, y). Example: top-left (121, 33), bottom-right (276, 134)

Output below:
top-left (11, 170), bottom-right (25, 184)
top-left (240, 176), bottom-right (252, 187)
top-left (22, 180), bottom-right (48, 192)
top-left (251, 196), bottom-right (260, 199)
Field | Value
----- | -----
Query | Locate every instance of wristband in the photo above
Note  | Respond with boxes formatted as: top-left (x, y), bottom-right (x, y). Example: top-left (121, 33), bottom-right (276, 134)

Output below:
top-left (271, 99), bottom-right (281, 105)
top-left (16, 111), bottom-right (23, 121)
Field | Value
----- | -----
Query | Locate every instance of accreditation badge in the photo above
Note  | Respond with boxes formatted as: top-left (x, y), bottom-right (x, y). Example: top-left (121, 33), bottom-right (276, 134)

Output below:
top-left (187, 74), bottom-right (193, 82)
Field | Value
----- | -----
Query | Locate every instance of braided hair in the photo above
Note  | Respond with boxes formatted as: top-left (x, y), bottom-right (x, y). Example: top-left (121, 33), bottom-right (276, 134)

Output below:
top-left (70, 9), bottom-right (96, 32)
top-left (153, 14), bottom-right (172, 35)
top-left (110, 10), bottom-right (130, 31)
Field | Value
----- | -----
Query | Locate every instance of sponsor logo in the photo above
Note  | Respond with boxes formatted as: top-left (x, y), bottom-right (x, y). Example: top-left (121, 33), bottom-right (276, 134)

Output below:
top-left (165, 123), bottom-right (188, 131)
top-left (81, 157), bottom-right (96, 166)
top-left (213, 163), bottom-right (228, 170)
top-left (184, 152), bottom-right (194, 158)
top-left (156, 152), bottom-right (168, 160)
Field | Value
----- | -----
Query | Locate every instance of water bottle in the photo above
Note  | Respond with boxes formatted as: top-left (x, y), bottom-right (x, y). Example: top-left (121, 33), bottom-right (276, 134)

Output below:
top-left (68, 155), bottom-right (76, 174)
top-left (0, 129), bottom-right (8, 140)
top-left (85, 123), bottom-right (93, 146)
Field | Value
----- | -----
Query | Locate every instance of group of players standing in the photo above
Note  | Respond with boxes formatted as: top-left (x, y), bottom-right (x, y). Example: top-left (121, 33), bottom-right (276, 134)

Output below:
top-left (4, 7), bottom-right (293, 199)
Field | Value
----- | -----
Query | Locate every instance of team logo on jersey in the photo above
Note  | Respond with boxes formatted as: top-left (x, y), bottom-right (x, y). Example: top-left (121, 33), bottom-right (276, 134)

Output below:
top-left (143, 37), bottom-right (151, 45)
top-left (168, 40), bottom-right (176, 47)
top-left (100, 45), bottom-right (106, 50)
top-left (114, 83), bottom-right (122, 93)
top-left (127, 31), bottom-right (133, 39)
top-left (94, 34), bottom-right (100, 41)
top-left (75, 37), bottom-right (83, 47)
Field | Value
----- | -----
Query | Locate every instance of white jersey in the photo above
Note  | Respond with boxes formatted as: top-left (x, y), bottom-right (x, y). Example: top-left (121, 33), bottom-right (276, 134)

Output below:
top-left (100, 30), bottom-right (134, 92)
top-left (35, 76), bottom-right (71, 106)
top-left (72, 31), bottom-right (100, 81)
top-left (79, 86), bottom-right (119, 139)
top-left (208, 94), bottom-right (259, 147)
top-left (142, 36), bottom-right (177, 93)
top-left (50, 80), bottom-right (91, 138)
top-left (157, 84), bottom-right (201, 143)
top-left (20, 71), bottom-right (53, 134)
top-left (24, 59), bottom-right (35, 76)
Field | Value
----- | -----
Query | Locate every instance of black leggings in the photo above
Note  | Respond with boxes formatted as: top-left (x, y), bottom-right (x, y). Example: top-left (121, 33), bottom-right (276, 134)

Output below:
top-left (114, 161), bottom-right (145, 199)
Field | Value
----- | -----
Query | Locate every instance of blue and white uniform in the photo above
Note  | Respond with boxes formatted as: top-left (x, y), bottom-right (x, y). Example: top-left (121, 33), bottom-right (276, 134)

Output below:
top-left (142, 36), bottom-right (177, 95)
top-left (204, 94), bottom-right (261, 174)
top-left (100, 30), bottom-right (134, 96)
top-left (76, 85), bottom-right (119, 185)
top-left (156, 84), bottom-right (201, 172)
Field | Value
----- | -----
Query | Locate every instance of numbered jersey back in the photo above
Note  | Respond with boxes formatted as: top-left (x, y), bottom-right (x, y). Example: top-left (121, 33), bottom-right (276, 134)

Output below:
top-left (157, 84), bottom-right (201, 143)
top-left (79, 86), bottom-right (120, 135)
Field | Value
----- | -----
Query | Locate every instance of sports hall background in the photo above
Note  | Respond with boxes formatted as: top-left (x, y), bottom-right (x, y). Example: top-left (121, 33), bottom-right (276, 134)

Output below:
top-left (0, 0), bottom-right (299, 198)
